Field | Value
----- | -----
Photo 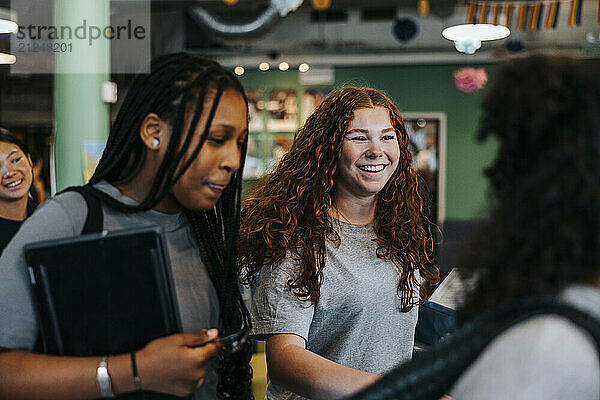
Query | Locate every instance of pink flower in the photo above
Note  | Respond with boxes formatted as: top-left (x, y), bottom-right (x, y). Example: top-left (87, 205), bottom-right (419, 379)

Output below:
top-left (454, 68), bottom-right (488, 93)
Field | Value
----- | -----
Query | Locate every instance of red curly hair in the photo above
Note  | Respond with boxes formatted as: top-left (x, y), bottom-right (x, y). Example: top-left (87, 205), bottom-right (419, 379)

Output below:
top-left (239, 86), bottom-right (439, 312)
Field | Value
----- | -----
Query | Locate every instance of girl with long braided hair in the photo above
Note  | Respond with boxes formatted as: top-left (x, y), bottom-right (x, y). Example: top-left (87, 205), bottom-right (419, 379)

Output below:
top-left (240, 86), bottom-right (438, 399)
top-left (0, 53), bottom-right (253, 399)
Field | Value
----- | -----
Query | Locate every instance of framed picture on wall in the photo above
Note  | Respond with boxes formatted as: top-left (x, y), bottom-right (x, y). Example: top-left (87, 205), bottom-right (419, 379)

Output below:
top-left (403, 113), bottom-right (447, 226)
top-left (265, 133), bottom-right (294, 171)
top-left (246, 89), bottom-right (265, 132)
top-left (243, 133), bottom-right (267, 180)
top-left (267, 89), bottom-right (298, 132)
top-left (300, 88), bottom-right (330, 126)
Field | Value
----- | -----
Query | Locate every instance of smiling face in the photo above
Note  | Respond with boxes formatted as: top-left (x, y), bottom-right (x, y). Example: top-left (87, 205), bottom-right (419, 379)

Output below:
top-left (333, 106), bottom-right (400, 202)
top-left (0, 141), bottom-right (33, 204)
top-left (169, 89), bottom-right (248, 211)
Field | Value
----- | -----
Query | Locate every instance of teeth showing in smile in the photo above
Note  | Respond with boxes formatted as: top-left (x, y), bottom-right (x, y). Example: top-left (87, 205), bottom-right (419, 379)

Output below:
top-left (5, 179), bottom-right (23, 188)
top-left (358, 165), bottom-right (385, 172)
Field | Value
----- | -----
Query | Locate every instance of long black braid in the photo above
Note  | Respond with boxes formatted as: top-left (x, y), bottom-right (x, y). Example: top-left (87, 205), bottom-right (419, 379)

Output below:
top-left (87, 53), bottom-right (253, 399)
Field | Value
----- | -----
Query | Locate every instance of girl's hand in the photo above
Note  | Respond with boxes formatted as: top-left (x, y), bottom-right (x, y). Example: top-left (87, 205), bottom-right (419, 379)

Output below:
top-left (136, 329), bottom-right (220, 396)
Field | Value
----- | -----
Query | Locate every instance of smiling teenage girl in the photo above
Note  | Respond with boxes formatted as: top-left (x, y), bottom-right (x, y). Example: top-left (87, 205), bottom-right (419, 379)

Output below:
top-left (0, 53), bottom-right (252, 400)
top-left (240, 86), bottom-right (439, 400)
top-left (0, 129), bottom-right (38, 252)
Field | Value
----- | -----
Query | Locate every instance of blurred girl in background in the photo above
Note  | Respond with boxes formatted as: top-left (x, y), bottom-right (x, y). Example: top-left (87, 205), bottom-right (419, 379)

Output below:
top-left (0, 128), bottom-right (38, 252)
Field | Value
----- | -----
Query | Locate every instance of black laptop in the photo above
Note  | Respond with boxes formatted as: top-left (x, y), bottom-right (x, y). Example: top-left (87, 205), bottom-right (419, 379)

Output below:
top-left (24, 226), bottom-right (186, 399)
top-left (24, 225), bottom-right (183, 356)
top-left (25, 227), bottom-right (192, 399)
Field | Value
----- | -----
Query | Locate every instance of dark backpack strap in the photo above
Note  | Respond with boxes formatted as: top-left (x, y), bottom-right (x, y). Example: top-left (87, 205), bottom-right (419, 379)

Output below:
top-left (58, 186), bottom-right (104, 235)
top-left (34, 185), bottom-right (104, 353)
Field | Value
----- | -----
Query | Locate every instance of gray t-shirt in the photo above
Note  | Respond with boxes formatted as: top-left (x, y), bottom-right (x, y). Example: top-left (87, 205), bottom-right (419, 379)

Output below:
top-left (450, 284), bottom-right (600, 399)
top-left (250, 220), bottom-right (419, 400)
top-left (0, 181), bottom-right (220, 399)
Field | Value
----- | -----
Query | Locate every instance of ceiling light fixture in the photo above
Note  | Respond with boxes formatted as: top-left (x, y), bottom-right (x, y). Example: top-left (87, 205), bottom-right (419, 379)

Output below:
top-left (278, 61), bottom-right (289, 71)
top-left (442, 23), bottom-right (510, 54)
top-left (0, 8), bottom-right (17, 34)
top-left (298, 63), bottom-right (309, 73)
top-left (0, 52), bottom-right (16, 64)
top-left (234, 66), bottom-right (245, 75)
top-left (259, 62), bottom-right (270, 71)
top-left (0, 18), bottom-right (17, 34)
top-left (453, 39), bottom-right (481, 55)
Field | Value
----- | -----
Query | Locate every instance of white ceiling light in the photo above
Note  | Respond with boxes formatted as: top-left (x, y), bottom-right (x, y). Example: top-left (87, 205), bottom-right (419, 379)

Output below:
top-left (442, 24), bottom-right (510, 41)
top-left (259, 62), bottom-right (270, 71)
top-left (278, 61), bottom-right (289, 71)
top-left (298, 63), bottom-right (310, 73)
top-left (0, 19), bottom-right (17, 34)
top-left (442, 24), bottom-right (510, 54)
top-left (454, 39), bottom-right (481, 55)
top-left (234, 66), bottom-right (245, 75)
top-left (0, 52), bottom-right (16, 64)
top-left (0, 8), bottom-right (17, 34)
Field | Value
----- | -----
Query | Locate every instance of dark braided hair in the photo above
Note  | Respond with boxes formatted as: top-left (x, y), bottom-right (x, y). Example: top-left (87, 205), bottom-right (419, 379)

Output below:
top-left (88, 53), bottom-right (253, 399)
top-left (0, 128), bottom-right (39, 216)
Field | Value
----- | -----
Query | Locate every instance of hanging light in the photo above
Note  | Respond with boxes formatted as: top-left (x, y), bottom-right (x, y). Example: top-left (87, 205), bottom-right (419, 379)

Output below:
top-left (0, 19), bottom-right (17, 34)
top-left (443, 24), bottom-right (510, 41)
top-left (0, 52), bottom-right (16, 64)
top-left (298, 63), bottom-right (310, 73)
top-left (0, 8), bottom-right (17, 34)
top-left (442, 24), bottom-right (510, 54)
top-left (453, 39), bottom-right (481, 54)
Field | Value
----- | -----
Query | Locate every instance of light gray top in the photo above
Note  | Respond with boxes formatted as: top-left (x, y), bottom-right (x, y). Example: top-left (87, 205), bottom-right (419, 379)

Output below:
top-left (250, 220), bottom-right (419, 400)
top-left (0, 181), bottom-right (220, 399)
top-left (450, 284), bottom-right (600, 399)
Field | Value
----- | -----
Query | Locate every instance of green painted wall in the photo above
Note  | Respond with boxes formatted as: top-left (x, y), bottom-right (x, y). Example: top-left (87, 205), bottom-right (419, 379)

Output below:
top-left (53, 0), bottom-right (110, 190)
top-left (239, 63), bottom-right (498, 221)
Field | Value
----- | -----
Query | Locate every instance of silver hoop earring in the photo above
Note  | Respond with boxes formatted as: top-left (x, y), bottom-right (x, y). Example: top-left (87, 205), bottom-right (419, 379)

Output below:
top-left (151, 139), bottom-right (159, 148)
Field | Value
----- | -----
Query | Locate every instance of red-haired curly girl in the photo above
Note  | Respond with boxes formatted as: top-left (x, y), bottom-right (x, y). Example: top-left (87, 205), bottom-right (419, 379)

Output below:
top-left (240, 86), bottom-right (439, 399)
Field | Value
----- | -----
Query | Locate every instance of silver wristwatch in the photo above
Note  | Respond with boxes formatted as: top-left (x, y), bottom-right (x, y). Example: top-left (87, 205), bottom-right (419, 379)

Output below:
top-left (96, 355), bottom-right (115, 398)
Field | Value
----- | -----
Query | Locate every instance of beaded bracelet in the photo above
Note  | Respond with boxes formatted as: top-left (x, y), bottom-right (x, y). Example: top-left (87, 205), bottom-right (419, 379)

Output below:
top-left (130, 351), bottom-right (142, 392)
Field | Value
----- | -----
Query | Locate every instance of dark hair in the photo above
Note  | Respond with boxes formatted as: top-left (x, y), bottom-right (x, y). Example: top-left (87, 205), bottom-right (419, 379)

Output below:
top-left (88, 53), bottom-right (253, 399)
top-left (240, 86), bottom-right (438, 312)
top-left (0, 128), bottom-right (39, 216)
top-left (459, 54), bottom-right (600, 320)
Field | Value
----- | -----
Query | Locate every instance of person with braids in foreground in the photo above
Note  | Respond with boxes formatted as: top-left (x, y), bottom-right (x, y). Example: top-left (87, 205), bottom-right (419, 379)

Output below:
top-left (347, 55), bottom-right (600, 400)
top-left (239, 86), bottom-right (439, 399)
top-left (0, 53), bottom-right (253, 399)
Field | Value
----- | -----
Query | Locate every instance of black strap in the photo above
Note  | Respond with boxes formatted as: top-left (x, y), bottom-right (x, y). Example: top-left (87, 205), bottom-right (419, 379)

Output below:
top-left (33, 185), bottom-right (104, 354)
top-left (349, 299), bottom-right (600, 400)
top-left (58, 186), bottom-right (104, 234)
